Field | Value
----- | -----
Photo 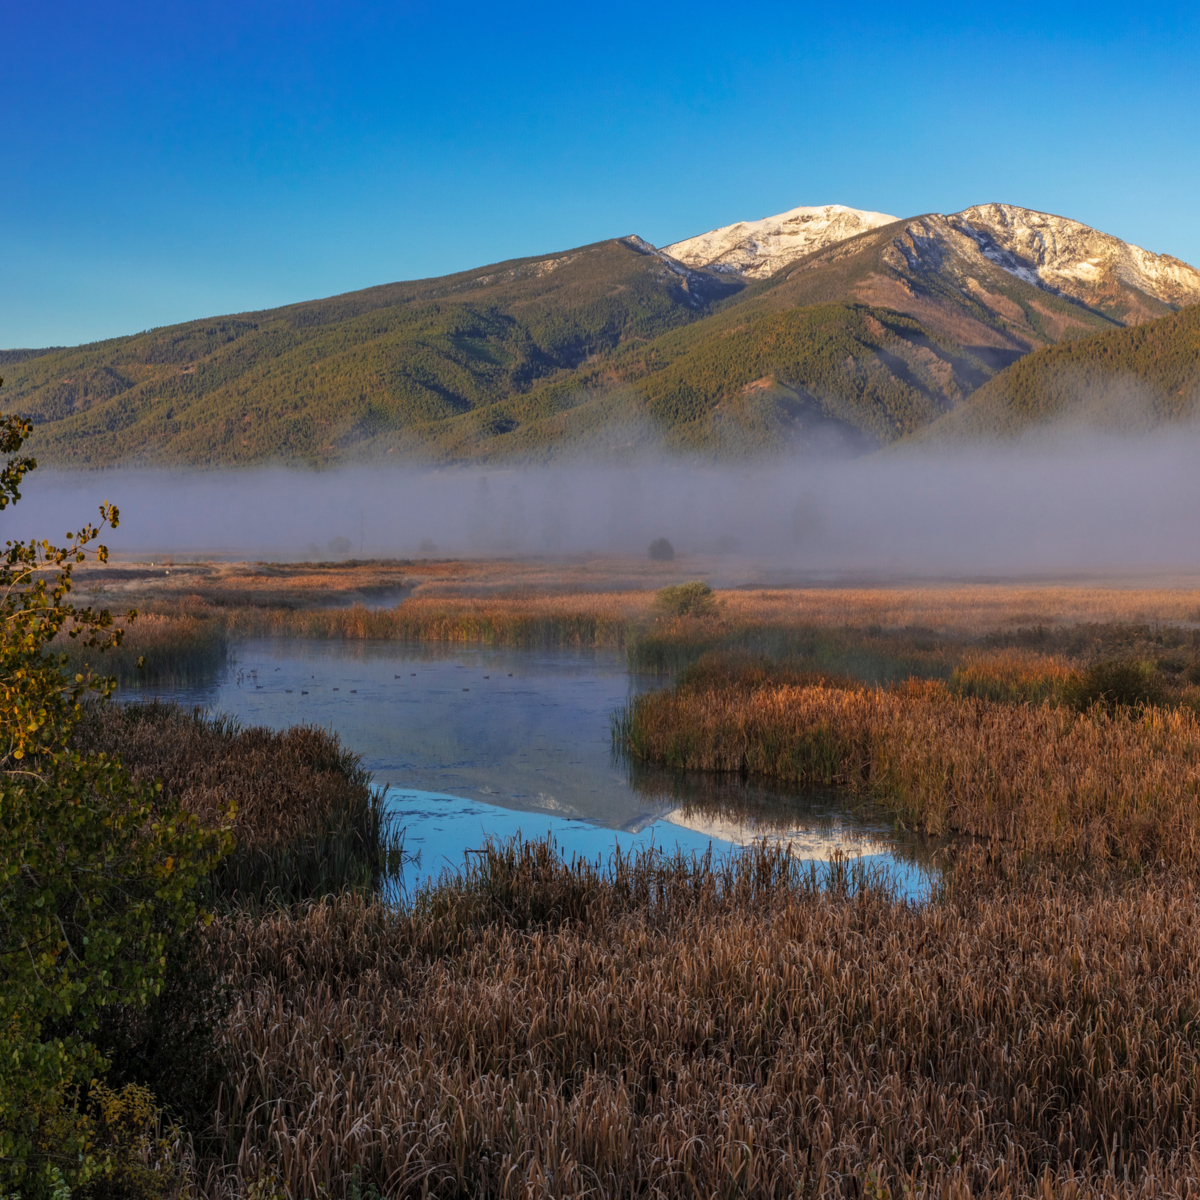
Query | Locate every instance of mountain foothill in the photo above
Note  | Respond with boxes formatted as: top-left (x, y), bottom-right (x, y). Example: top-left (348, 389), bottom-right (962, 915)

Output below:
top-left (6, 203), bottom-right (1200, 468)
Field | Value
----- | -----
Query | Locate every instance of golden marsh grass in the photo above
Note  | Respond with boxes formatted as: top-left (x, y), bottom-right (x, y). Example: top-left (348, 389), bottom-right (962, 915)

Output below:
top-left (195, 841), bottom-right (1200, 1199)
top-left (59, 558), bottom-right (1200, 1197)
top-left (73, 702), bottom-right (403, 903)
top-left (619, 674), bottom-right (1200, 866)
top-left (74, 556), bottom-right (1200, 635)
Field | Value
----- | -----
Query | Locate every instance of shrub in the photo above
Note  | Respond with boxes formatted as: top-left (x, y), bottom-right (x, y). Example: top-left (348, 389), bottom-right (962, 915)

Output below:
top-left (648, 536), bottom-right (675, 561)
top-left (654, 581), bottom-right (717, 619)
top-left (77, 1082), bottom-right (191, 1200)
top-left (1066, 657), bottom-right (1165, 711)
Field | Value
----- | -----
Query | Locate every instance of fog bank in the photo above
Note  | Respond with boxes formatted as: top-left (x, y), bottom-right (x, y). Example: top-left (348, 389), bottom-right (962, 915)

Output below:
top-left (7, 433), bottom-right (1200, 577)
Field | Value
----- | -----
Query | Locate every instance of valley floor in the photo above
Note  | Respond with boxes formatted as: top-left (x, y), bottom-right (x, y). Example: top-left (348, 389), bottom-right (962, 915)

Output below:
top-left (74, 552), bottom-right (1200, 628)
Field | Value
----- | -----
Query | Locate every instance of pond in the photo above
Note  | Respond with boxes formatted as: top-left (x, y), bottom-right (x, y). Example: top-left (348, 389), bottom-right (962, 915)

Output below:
top-left (142, 639), bottom-right (939, 897)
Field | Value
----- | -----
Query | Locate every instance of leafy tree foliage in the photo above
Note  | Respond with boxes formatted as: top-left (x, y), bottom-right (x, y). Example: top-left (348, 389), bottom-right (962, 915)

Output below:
top-left (0, 391), bottom-right (231, 1197)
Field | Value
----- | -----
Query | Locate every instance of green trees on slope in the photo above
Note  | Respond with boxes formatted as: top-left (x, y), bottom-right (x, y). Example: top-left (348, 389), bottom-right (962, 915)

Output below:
top-left (937, 304), bottom-right (1200, 436)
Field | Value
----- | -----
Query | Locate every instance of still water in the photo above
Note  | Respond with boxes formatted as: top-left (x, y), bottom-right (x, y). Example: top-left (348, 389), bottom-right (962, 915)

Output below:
top-left (143, 639), bottom-right (936, 896)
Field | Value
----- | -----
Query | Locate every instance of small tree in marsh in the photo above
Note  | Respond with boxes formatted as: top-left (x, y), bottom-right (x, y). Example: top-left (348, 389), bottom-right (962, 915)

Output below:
top-left (0, 394), bottom-right (231, 1197)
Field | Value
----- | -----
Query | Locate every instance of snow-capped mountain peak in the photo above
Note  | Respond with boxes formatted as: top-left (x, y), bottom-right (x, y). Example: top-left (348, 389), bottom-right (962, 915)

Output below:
top-left (663, 203), bottom-right (900, 279)
top-left (948, 204), bottom-right (1200, 314)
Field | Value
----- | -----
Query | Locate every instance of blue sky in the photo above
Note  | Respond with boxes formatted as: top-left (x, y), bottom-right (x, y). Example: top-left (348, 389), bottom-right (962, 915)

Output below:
top-left (4, 0), bottom-right (1198, 348)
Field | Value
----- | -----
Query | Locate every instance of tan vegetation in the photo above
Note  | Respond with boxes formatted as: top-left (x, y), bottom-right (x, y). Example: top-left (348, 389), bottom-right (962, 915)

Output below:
top-left (61, 558), bottom-right (1200, 696)
top-left (74, 556), bottom-right (1200, 636)
top-left (948, 648), bottom-right (1080, 704)
top-left (50, 558), bottom-right (1200, 1197)
top-left (53, 611), bottom-right (229, 685)
top-left (221, 596), bottom-right (633, 648)
top-left (73, 702), bottom-right (403, 903)
top-left (619, 666), bottom-right (1200, 867)
top-left (196, 841), bottom-right (1200, 1199)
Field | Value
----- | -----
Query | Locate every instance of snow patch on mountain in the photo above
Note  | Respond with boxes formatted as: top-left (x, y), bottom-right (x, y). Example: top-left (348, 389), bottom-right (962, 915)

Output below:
top-left (950, 204), bottom-right (1200, 311)
top-left (663, 204), bottom-right (900, 279)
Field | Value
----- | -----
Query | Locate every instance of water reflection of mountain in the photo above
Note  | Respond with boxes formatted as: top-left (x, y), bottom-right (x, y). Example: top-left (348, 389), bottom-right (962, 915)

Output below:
top-left (153, 638), bottom-right (938, 877)
top-left (625, 760), bottom-right (942, 873)
top-left (660, 809), bottom-right (894, 863)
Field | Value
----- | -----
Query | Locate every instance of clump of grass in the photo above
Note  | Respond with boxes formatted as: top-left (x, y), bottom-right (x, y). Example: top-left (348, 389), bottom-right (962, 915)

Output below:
top-left (654, 580), bottom-right (716, 618)
top-left (617, 668), bottom-right (1200, 868)
top-left (72, 702), bottom-right (405, 905)
top-left (199, 839), bottom-right (1200, 1199)
top-left (949, 647), bottom-right (1079, 704)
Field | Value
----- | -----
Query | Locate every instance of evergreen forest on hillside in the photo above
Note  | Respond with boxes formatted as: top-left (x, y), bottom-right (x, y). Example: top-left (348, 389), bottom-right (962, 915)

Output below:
top-left (932, 304), bottom-right (1200, 436)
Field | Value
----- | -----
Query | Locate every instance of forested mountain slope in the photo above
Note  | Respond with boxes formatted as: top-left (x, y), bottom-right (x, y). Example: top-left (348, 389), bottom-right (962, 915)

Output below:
top-left (371, 301), bottom-right (1002, 461)
top-left (5, 239), bottom-right (740, 467)
top-left (925, 304), bottom-right (1200, 438)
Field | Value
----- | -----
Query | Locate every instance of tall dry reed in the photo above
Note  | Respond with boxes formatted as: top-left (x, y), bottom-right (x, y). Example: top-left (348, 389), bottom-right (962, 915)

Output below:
top-left (618, 675), bottom-right (1200, 867)
top-left (198, 840), bottom-right (1200, 1199)
top-left (948, 648), bottom-right (1080, 705)
top-left (73, 702), bottom-right (404, 904)
top-left (52, 612), bottom-right (229, 686)
top-left (221, 600), bottom-right (631, 648)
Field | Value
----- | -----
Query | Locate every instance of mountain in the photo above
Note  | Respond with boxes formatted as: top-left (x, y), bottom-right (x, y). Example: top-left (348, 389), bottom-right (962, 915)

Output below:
top-left (4, 203), bottom-right (1198, 467)
top-left (418, 300), bottom-right (1002, 461)
top-left (663, 204), bottom-right (899, 279)
top-left (926, 303), bottom-right (1200, 438)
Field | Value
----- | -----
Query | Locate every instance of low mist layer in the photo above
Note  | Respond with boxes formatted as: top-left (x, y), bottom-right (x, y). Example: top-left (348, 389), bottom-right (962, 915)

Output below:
top-left (8, 431), bottom-right (1200, 577)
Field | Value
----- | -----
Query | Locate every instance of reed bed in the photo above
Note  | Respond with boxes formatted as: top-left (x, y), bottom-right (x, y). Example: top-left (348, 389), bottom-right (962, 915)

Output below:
top-left (73, 702), bottom-right (404, 904)
top-left (710, 584), bottom-right (1200, 636)
top-left (627, 620), bottom-right (961, 678)
top-left (81, 558), bottom-right (1200, 635)
top-left (52, 611), bottom-right (230, 686)
top-left (617, 673), bottom-right (1200, 867)
top-left (948, 649), bottom-right (1081, 705)
top-left (220, 598), bottom-right (633, 649)
top-left (196, 840), bottom-right (1200, 1199)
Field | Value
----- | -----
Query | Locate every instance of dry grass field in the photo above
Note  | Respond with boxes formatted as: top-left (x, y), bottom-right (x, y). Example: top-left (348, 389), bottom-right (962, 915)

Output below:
top-left (196, 842), bottom-right (1200, 1200)
top-left (57, 555), bottom-right (1200, 691)
top-left (72, 555), bottom-right (1200, 634)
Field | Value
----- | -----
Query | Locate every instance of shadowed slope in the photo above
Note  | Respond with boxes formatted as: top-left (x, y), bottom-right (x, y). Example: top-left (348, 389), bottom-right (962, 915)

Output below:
top-left (925, 303), bottom-right (1200, 438)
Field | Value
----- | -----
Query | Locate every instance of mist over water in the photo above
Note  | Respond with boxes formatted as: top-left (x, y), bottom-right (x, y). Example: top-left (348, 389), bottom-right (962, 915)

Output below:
top-left (8, 431), bottom-right (1200, 576)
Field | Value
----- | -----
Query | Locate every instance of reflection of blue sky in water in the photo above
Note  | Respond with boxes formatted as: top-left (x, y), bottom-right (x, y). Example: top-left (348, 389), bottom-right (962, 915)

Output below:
top-left (388, 788), bottom-right (930, 901)
top-left (142, 639), bottom-right (936, 898)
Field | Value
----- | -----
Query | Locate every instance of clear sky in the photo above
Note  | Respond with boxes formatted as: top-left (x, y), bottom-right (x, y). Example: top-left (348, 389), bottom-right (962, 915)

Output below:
top-left (4, 0), bottom-right (1198, 348)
